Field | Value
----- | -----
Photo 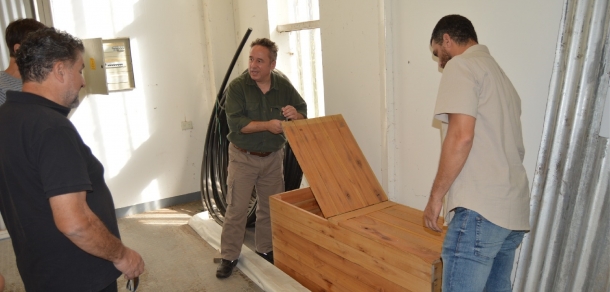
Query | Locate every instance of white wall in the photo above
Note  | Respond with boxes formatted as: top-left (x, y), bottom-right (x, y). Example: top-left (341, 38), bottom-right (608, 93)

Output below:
top-left (318, 0), bottom-right (385, 185)
top-left (233, 0), bottom-right (271, 73)
top-left (202, 0), bottom-right (271, 95)
top-left (50, 0), bottom-right (213, 208)
top-left (314, 1), bottom-right (564, 209)
top-left (390, 1), bottom-right (564, 209)
top-left (201, 0), bottom-right (238, 99)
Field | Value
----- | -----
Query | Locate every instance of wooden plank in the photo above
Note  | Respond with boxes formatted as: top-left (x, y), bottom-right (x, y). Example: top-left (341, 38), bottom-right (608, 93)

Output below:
top-left (271, 198), bottom-right (433, 280)
top-left (269, 188), bottom-right (327, 222)
top-left (271, 188), bottom-right (324, 216)
top-left (367, 209), bottom-right (445, 244)
top-left (271, 209), bottom-right (432, 290)
top-left (283, 119), bottom-right (339, 216)
top-left (321, 115), bottom-right (387, 206)
top-left (283, 115), bottom-right (388, 216)
top-left (431, 260), bottom-right (443, 292)
top-left (273, 187), bottom-right (316, 205)
top-left (381, 204), bottom-right (446, 231)
top-left (277, 20), bottom-right (320, 33)
top-left (275, 260), bottom-right (326, 292)
top-left (328, 201), bottom-right (396, 224)
top-left (330, 115), bottom-right (387, 203)
top-left (288, 117), bottom-right (354, 216)
top-left (273, 223), bottom-right (410, 292)
top-left (272, 211), bottom-right (432, 290)
top-left (307, 207), bottom-right (324, 216)
top-left (293, 197), bottom-right (320, 210)
top-left (304, 117), bottom-right (368, 211)
top-left (274, 248), bottom-right (350, 292)
top-left (339, 215), bottom-right (442, 264)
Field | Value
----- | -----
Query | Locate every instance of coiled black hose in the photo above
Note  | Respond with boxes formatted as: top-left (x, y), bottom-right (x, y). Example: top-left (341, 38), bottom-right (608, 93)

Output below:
top-left (200, 29), bottom-right (303, 226)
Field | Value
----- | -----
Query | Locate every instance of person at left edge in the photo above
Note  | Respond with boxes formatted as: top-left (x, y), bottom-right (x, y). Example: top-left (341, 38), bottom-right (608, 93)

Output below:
top-left (0, 18), bottom-right (46, 105)
top-left (0, 27), bottom-right (145, 292)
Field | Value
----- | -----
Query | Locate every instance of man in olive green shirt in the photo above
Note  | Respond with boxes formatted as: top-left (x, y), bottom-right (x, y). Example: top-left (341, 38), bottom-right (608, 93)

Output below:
top-left (217, 38), bottom-right (307, 278)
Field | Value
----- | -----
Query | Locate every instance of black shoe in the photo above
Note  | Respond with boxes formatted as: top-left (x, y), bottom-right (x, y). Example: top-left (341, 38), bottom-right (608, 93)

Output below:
top-left (256, 251), bottom-right (274, 264)
top-left (216, 259), bottom-right (238, 278)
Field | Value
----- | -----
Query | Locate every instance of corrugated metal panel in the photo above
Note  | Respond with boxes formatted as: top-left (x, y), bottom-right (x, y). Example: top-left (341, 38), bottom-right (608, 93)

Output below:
top-left (513, 0), bottom-right (610, 291)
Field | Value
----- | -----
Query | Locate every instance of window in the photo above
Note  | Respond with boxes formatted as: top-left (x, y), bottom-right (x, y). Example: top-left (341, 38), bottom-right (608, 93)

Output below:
top-left (270, 0), bottom-right (324, 118)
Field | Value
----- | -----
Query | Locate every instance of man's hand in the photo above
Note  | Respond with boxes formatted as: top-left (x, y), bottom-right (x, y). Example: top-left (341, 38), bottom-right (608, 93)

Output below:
top-left (281, 105), bottom-right (302, 121)
top-left (423, 197), bottom-right (443, 232)
top-left (266, 119), bottom-right (283, 134)
top-left (424, 114), bottom-right (475, 233)
top-left (281, 105), bottom-right (297, 120)
top-left (50, 192), bottom-right (146, 279)
top-left (114, 247), bottom-right (145, 280)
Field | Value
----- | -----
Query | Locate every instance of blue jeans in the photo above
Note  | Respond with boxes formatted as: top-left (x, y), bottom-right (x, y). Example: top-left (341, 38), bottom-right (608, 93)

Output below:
top-left (442, 208), bottom-right (525, 292)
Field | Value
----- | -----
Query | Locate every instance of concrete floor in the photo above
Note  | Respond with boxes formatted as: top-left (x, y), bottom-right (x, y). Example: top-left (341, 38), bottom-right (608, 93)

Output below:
top-left (0, 201), bottom-right (264, 292)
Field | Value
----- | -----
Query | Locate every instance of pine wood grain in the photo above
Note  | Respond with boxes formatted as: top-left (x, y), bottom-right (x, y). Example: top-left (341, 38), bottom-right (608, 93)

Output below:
top-left (339, 215), bottom-right (443, 264)
top-left (282, 120), bottom-right (339, 216)
top-left (305, 117), bottom-right (368, 210)
top-left (274, 260), bottom-right (326, 292)
top-left (271, 210), bottom-right (432, 290)
top-left (273, 223), bottom-right (410, 291)
top-left (274, 187), bottom-right (316, 204)
top-left (367, 209), bottom-right (445, 244)
top-left (329, 115), bottom-right (387, 205)
top-left (274, 248), bottom-right (349, 292)
top-left (271, 193), bottom-right (434, 279)
top-left (381, 204), bottom-right (446, 231)
top-left (328, 201), bottom-right (396, 224)
top-left (282, 115), bottom-right (387, 217)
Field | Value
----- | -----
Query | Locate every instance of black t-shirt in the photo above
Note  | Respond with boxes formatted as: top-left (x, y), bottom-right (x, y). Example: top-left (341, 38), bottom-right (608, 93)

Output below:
top-left (0, 91), bottom-right (122, 292)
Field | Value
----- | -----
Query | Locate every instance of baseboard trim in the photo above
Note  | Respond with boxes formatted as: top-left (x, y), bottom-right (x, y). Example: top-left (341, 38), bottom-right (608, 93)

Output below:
top-left (115, 191), bottom-right (201, 218)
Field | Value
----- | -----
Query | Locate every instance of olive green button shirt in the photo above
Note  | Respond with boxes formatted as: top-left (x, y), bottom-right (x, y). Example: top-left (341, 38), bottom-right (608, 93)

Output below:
top-left (225, 70), bottom-right (307, 153)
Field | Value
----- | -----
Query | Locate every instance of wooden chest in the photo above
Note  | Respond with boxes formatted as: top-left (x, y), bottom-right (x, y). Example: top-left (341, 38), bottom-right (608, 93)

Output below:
top-left (270, 115), bottom-right (446, 292)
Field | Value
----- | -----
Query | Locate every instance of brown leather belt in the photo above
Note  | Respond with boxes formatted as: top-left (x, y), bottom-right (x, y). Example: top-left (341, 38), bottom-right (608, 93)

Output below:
top-left (233, 144), bottom-right (273, 157)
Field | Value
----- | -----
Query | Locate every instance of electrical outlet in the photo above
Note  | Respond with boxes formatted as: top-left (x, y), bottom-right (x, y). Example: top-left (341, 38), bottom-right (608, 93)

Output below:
top-left (181, 121), bottom-right (193, 130)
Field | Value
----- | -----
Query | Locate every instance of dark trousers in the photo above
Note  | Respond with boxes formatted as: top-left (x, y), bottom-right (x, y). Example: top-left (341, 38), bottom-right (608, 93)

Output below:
top-left (99, 280), bottom-right (118, 292)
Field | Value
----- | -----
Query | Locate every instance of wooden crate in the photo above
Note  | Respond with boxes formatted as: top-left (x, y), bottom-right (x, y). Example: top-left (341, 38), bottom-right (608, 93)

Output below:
top-left (270, 115), bottom-right (446, 292)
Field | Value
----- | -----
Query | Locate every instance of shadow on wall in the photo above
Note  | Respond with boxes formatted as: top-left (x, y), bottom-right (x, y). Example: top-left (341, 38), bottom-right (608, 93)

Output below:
top-left (66, 0), bottom-right (211, 208)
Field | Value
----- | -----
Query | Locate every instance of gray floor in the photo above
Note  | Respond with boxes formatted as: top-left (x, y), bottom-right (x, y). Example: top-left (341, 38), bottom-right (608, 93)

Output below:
top-left (0, 201), bottom-right (264, 292)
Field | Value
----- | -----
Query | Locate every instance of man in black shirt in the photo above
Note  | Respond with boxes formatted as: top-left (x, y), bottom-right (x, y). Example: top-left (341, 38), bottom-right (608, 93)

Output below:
top-left (0, 28), bottom-right (144, 292)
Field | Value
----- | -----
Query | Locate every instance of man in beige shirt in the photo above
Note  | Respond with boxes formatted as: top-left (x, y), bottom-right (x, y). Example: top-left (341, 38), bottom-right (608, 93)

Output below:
top-left (423, 15), bottom-right (530, 291)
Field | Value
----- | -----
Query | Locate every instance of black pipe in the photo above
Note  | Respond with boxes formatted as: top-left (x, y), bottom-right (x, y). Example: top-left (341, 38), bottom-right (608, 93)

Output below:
top-left (217, 28), bottom-right (252, 102)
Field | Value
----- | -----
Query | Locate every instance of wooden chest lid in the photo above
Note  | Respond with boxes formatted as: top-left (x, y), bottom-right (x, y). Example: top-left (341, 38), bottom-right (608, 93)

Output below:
top-left (282, 114), bottom-right (388, 218)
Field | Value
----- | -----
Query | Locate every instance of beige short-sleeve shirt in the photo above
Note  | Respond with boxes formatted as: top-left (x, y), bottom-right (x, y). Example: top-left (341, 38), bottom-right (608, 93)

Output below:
top-left (434, 45), bottom-right (530, 231)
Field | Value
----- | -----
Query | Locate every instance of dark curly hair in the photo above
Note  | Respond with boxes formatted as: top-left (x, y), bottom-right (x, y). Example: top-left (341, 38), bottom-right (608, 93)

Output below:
top-left (5, 18), bottom-right (46, 57)
top-left (430, 15), bottom-right (478, 45)
top-left (16, 27), bottom-right (84, 83)
top-left (251, 38), bottom-right (278, 62)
